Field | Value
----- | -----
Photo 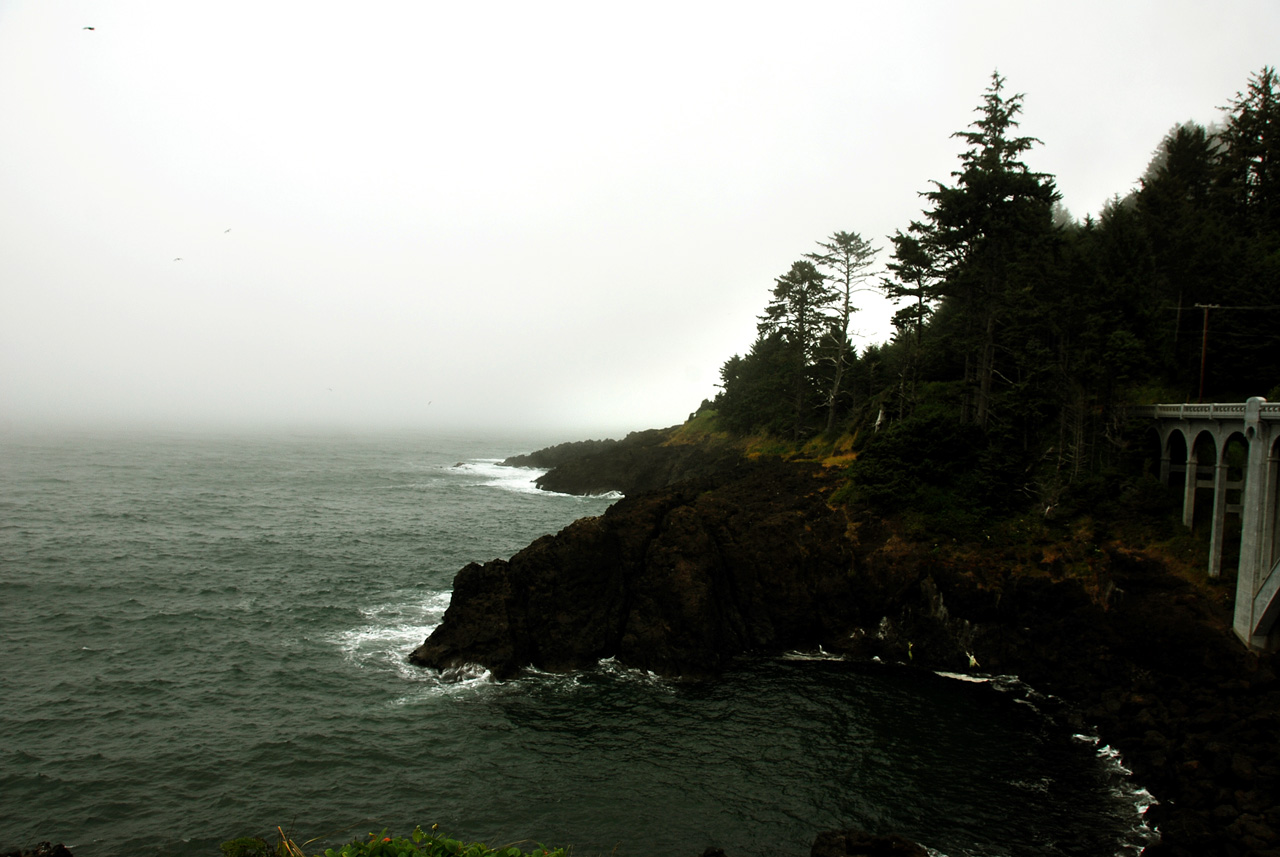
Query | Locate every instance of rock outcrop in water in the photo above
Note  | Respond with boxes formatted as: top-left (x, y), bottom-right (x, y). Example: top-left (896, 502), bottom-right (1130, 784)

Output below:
top-left (413, 449), bottom-right (1280, 856)
top-left (411, 459), bottom-right (857, 677)
top-left (504, 427), bottom-right (745, 496)
top-left (2, 844), bottom-right (74, 857)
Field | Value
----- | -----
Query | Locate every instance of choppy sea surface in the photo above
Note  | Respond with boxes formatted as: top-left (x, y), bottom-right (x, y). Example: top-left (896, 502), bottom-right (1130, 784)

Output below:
top-left (0, 430), bottom-right (1156, 857)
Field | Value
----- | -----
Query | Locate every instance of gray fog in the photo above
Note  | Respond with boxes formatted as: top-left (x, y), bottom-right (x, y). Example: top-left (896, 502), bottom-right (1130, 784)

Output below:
top-left (2, 1), bottom-right (1275, 436)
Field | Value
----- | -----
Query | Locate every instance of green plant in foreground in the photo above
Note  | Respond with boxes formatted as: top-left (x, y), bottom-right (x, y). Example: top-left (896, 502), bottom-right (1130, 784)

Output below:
top-left (221, 837), bottom-right (277, 857)
top-left (322, 827), bottom-right (566, 857)
top-left (223, 826), bottom-right (568, 857)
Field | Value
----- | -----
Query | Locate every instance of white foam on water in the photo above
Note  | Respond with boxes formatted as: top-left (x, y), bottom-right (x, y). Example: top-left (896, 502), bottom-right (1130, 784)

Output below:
top-left (592, 656), bottom-right (669, 686)
top-left (780, 647), bottom-right (845, 662)
top-left (332, 590), bottom-right (451, 670)
top-left (449, 459), bottom-right (623, 499)
top-left (501, 657), bottom-right (672, 694)
top-left (331, 590), bottom-right (507, 703)
top-left (390, 663), bottom-right (496, 704)
top-left (933, 670), bottom-right (994, 684)
top-left (1073, 734), bottom-right (1161, 854)
top-left (450, 459), bottom-right (548, 495)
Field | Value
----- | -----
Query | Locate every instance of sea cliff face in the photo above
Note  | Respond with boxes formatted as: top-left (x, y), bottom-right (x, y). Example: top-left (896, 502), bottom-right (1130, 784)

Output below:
top-left (411, 459), bottom-right (858, 678)
top-left (412, 447), bottom-right (1280, 857)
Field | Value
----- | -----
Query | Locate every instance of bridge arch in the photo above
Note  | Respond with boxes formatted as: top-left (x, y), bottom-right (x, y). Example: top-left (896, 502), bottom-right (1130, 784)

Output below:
top-left (1184, 430), bottom-right (1220, 533)
top-left (1140, 426), bottom-right (1162, 480)
top-left (1136, 399), bottom-right (1280, 649)
top-left (1160, 429), bottom-right (1189, 515)
top-left (1159, 427), bottom-right (1186, 477)
top-left (1192, 428), bottom-right (1219, 462)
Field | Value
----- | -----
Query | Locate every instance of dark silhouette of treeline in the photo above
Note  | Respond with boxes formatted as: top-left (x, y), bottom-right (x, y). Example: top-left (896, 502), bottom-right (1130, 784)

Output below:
top-left (712, 68), bottom-right (1279, 522)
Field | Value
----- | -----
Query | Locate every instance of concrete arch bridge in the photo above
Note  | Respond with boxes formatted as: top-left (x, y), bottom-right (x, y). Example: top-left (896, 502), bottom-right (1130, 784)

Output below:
top-left (1137, 398), bottom-right (1280, 650)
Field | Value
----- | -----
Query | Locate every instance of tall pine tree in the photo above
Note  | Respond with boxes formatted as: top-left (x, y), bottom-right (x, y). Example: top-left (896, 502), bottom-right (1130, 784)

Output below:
top-left (806, 231), bottom-right (879, 433)
top-left (757, 260), bottom-right (832, 440)
top-left (913, 72), bottom-right (1060, 429)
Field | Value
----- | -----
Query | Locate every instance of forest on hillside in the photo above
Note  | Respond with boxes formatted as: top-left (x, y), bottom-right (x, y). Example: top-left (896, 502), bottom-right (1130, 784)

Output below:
top-left (710, 68), bottom-right (1279, 521)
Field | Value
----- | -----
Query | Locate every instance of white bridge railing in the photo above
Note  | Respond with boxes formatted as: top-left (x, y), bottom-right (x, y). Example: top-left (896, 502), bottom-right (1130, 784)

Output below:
top-left (1132, 402), bottom-right (1280, 421)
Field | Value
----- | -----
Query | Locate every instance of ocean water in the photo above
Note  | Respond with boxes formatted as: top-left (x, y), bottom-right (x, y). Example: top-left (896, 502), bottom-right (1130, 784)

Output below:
top-left (0, 430), bottom-right (1156, 857)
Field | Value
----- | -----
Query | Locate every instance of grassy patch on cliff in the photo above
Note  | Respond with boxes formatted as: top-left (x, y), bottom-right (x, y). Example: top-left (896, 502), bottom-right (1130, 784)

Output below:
top-left (668, 409), bottom-right (1229, 612)
top-left (668, 409), bottom-right (864, 467)
top-left (664, 408), bottom-right (729, 443)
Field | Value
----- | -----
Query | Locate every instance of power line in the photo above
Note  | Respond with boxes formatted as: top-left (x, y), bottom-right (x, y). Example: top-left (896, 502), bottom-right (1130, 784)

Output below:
top-left (1159, 304), bottom-right (1280, 310)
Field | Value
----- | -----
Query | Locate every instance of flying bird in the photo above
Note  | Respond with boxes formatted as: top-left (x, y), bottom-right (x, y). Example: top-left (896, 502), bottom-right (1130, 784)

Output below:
top-left (224, 228), bottom-right (231, 233)
top-left (83, 26), bottom-right (95, 31)
top-left (173, 257), bottom-right (182, 261)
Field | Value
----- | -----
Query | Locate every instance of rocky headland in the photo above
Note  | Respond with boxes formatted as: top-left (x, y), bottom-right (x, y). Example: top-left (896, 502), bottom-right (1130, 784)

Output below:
top-left (413, 431), bottom-right (1280, 857)
top-left (502, 426), bottom-right (746, 496)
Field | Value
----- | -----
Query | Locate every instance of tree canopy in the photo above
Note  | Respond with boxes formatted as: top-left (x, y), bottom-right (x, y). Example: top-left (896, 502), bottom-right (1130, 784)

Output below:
top-left (711, 66), bottom-right (1280, 512)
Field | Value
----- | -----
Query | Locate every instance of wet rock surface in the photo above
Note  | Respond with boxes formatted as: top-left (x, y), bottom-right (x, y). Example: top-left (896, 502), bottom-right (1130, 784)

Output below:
top-left (414, 455), bottom-right (1280, 856)
top-left (2, 844), bottom-right (74, 857)
top-left (847, 538), bottom-right (1280, 857)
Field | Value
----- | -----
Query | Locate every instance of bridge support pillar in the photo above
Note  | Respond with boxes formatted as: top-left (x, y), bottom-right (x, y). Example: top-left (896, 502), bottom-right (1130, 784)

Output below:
top-left (1182, 445), bottom-right (1199, 529)
top-left (1233, 398), bottom-right (1279, 649)
top-left (1265, 448), bottom-right (1279, 581)
top-left (1209, 461), bottom-right (1229, 579)
top-left (1142, 399), bottom-right (1280, 651)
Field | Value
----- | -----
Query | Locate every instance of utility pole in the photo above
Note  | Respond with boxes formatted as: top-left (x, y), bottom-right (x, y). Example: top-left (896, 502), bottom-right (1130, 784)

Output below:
top-left (1195, 303), bottom-right (1220, 402)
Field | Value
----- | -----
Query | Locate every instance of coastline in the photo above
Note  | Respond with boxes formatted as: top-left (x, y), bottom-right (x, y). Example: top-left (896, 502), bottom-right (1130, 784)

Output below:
top-left (415, 438), bottom-right (1280, 856)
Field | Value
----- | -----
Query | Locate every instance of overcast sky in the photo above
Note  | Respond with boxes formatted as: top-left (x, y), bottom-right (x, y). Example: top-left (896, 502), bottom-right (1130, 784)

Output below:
top-left (1, 1), bottom-right (1275, 436)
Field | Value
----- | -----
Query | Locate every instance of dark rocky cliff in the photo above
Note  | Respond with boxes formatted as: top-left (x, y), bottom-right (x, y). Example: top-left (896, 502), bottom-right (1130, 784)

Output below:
top-left (411, 452), bottom-right (1280, 857)
top-left (411, 459), bottom-right (857, 677)
top-left (505, 427), bottom-right (746, 496)
top-left (501, 437), bottom-right (624, 470)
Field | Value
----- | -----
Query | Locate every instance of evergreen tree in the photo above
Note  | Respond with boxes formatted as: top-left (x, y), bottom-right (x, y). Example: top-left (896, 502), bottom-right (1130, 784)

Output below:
top-left (806, 231), bottom-right (879, 433)
top-left (1217, 66), bottom-right (1279, 233)
top-left (883, 226), bottom-right (938, 348)
top-left (913, 72), bottom-right (1060, 429)
top-left (1136, 123), bottom-right (1231, 394)
top-left (716, 333), bottom-right (797, 436)
top-left (1213, 67), bottom-right (1280, 394)
top-left (882, 226), bottom-right (940, 419)
top-left (757, 260), bottom-right (832, 440)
